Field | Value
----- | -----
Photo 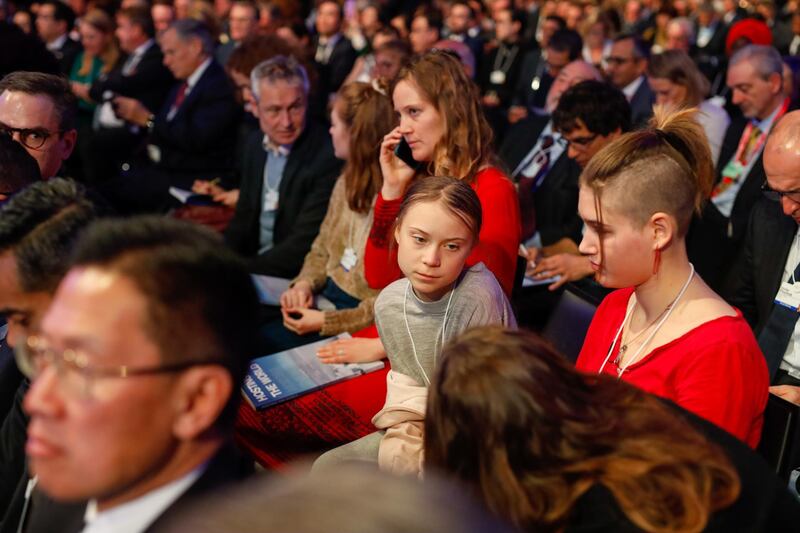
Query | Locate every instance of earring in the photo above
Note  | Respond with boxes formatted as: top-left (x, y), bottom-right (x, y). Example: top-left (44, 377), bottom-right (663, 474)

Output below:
top-left (652, 248), bottom-right (661, 275)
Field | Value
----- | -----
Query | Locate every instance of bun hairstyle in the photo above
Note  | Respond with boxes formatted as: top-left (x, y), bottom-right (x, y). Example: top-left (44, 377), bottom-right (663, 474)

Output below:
top-left (334, 80), bottom-right (395, 213)
top-left (395, 176), bottom-right (482, 242)
top-left (580, 106), bottom-right (714, 237)
top-left (392, 50), bottom-right (494, 183)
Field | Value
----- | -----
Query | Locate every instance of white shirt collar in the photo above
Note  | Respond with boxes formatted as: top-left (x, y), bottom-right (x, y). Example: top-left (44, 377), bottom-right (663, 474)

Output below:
top-left (262, 134), bottom-right (292, 157)
top-left (132, 39), bottom-right (154, 58)
top-left (82, 465), bottom-right (204, 533)
top-left (622, 75), bottom-right (645, 101)
top-left (755, 97), bottom-right (786, 133)
top-left (185, 57), bottom-right (213, 91)
top-left (47, 33), bottom-right (68, 51)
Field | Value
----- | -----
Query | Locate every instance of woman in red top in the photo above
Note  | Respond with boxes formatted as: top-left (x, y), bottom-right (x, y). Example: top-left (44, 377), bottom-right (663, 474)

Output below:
top-left (575, 107), bottom-right (768, 448)
top-left (364, 50), bottom-right (521, 296)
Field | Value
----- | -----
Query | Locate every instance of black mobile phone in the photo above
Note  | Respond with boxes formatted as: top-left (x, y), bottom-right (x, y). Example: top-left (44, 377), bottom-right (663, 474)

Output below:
top-left (288, 311), bottom-right (303, 320)
top-left (394, 137), bottom-right (422, 170)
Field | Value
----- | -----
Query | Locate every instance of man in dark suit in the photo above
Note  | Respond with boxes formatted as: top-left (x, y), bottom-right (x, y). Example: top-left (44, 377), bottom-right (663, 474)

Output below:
top-left (16, 217), bottom-right (256, 533)
top-left (508, 26), bottom-right (579, 124)
top-left (87, 6), bottom-right (174, 183)
top-left (727, 110), bottom-right (800, 405)
top-left (35, 0), bottom-right (81, 76)
top-left (108, 18), bottom-right (241, 212)
top-left (0, 179), bottom-right (97, 533)
top-left (693, 1), bottom-right (727, 85)
top-left (225, 55), bottom-right (341, 279)
top-left (0, 72), bottom-right (78, 180)
top-left (499, 60), bottom-right (602, 249)
top-left (605, 33), bottom-right (654, 129)
top-left (215, 0), bottom-right (259, 66)
top-left (312, 0), bottom-right (356, 116)
top-left (688, 45), bottom-right (788, 290)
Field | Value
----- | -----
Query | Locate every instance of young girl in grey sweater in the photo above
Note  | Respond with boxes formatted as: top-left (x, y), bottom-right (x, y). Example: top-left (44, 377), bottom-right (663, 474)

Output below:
top-left (314, 176), bottom-right (516, 473)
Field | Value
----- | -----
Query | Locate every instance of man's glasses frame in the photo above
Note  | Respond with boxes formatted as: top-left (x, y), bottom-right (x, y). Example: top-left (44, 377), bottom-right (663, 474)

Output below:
top-left (762, 182), bottom-right (800, 203)
top-left (0, 122), bottom-right (64, 151)
top-left (15, 335), bottom-right (218, 399)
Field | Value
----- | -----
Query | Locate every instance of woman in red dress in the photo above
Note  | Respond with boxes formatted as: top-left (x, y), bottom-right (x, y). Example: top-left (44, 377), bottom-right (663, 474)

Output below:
top-left (575, 108), bottom-right (768, 448)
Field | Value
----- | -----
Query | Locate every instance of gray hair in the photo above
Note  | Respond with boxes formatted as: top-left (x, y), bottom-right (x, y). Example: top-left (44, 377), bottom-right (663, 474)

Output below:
top-left (250, 55), bottom-right (310, 102)
top-left (730, 44), bottom-right (783, 81)
top-left (167, 18), bottom-right (214, 55)
top-left (667, 17), bottom-right (695, 46)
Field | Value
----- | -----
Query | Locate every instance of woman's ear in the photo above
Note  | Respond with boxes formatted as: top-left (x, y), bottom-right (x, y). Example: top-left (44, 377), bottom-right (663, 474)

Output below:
top-left (649, 211), bottom-right (676, 250)
top-left (394, 222), bottom-right (401, 245)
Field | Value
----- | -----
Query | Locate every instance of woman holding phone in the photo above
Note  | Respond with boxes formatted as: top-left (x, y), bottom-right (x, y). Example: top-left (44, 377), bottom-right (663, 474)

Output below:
top-left (364, 50), bottom-right (521, 296)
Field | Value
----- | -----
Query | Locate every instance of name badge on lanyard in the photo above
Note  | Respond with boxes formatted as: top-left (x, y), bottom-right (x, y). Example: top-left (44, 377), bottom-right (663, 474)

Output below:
top-left (264, 189), bottom-right (279, 211)
top-left (490, 70), bottom-right (506, 85)
top-left (340, 247), bottom-right (358, 272)
top-left (776, 281), bottom-right (800, 312)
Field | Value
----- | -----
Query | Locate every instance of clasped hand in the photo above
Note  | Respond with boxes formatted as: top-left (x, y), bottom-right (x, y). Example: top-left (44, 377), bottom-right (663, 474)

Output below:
top-left (279, 280), bottom-right (322, 335)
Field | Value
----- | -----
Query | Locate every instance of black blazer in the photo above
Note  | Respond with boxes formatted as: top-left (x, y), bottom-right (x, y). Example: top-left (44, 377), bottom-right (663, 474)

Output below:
top-left (22, 443), bottom-right (251, 533)
top-left (314, 35), bottom-right (357, 100)
top-left (629, 77), bottom-right (655, 130)
top-left (224, 123), bottom-right (342, 278)
top-left (499, 114), bottom-right (583, 246)
top-left (89, 41), bottom-right (175, 116)
top-left (510, 48), bottom-right (552, 112)
top-left (478, 42), bottom-right (526, 107)
top-left (51, 36), bottom-right (82, 75)
top-left (726, 197), bottom-right (796, 335)
top-left (687, 116), bottom-right (767, 290)
top-left (150, 59), bottom-right (241, 180)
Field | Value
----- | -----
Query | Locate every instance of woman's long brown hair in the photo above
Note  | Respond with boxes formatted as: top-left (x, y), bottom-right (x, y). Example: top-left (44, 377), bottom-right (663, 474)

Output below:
top-left (335, 81), bottom-right (395, 213)
top-left (425, 326), bottom-right (740, 532)
top-left (392, 50), bottom-right (495, 182)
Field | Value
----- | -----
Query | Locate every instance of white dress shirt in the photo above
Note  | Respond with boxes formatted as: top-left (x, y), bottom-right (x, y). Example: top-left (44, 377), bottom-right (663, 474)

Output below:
top-left (81, 466), bottom-right (203, 533)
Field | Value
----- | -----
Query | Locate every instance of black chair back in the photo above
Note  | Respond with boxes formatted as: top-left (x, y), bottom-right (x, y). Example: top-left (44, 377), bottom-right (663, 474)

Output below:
top-left (757, 392), bottom-right (800, 481)
top-left (542, 286), bottom-right (598, 364)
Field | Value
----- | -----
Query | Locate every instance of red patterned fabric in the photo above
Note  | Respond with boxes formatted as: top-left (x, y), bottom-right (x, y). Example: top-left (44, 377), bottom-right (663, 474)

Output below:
top-left (235, 327), bottom-right (388, 469)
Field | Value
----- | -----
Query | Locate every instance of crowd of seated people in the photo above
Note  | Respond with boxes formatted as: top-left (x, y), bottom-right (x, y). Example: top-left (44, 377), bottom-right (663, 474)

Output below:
top-left (1, 0), bottom-right (800, 531)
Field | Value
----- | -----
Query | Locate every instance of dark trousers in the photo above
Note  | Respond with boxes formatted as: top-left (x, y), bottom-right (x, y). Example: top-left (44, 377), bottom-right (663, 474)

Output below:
top-left (259, 278), bottom-right (361, 355)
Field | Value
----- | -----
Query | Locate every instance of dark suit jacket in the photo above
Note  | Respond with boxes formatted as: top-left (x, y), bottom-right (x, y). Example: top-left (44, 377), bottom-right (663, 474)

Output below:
top-left (89, 41), bottom-right (175, 116)
top-left (628, 77), bottom-right (655, 129)
top-left (726, 197), bottom-right (796, 342)
top-left (224, 123), bottom-right (342, 278)
top-left (22, 443), bottom-right (251, 533)
top-left (478, 42), bottom-right (526, 108)
top-left (150, 59), bottom-right (241, 181)
top-left (314, 34), bottom-right (356, 102)
top-left (499, 114), bottom-right (583, 246)
top-left (510, 48), bottom-right (552, 112)
top-left (51, 35), bottom-right (82, 76)
top-left (687, 116), bottom-right (767, 290)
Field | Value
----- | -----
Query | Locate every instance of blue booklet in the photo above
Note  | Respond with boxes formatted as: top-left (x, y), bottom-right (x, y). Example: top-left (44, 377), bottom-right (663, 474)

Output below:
top-left (242, 333), bottom-right (385, 410)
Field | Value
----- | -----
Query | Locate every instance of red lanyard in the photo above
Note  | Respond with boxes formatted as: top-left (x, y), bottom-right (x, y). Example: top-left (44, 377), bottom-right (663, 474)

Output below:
top-left (734, 97), bottom-right (790, 165)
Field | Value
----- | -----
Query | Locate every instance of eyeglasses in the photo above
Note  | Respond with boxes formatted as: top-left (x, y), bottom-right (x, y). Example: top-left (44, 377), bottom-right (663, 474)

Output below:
top-left (0, 122), bottom-right (63, 150)
top-left (15, 336), bottom-right (216, 399)
top-left (562, 133), bottom-right (599, 149)
top-left (762, 182), bottom-right (800, 203)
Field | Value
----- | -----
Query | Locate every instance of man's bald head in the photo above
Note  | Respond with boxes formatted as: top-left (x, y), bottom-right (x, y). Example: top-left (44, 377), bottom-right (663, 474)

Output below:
top-left (546, 60), bottom-right (602, 114)
top-left (764, 110), bottom-right (800, 223)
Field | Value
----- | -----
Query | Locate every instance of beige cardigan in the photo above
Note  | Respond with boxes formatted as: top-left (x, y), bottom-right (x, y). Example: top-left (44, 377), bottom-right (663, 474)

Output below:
top-left (292, 177), bottom-right (379, 335)
top-left (372, 370), bottom-right (427, 476)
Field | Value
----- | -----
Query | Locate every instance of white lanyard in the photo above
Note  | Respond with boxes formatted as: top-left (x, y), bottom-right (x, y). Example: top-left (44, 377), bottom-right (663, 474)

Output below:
top-left (402, 280), bottom-right (456, 386)
top-left (599, 264), bottom-right (695, 377)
